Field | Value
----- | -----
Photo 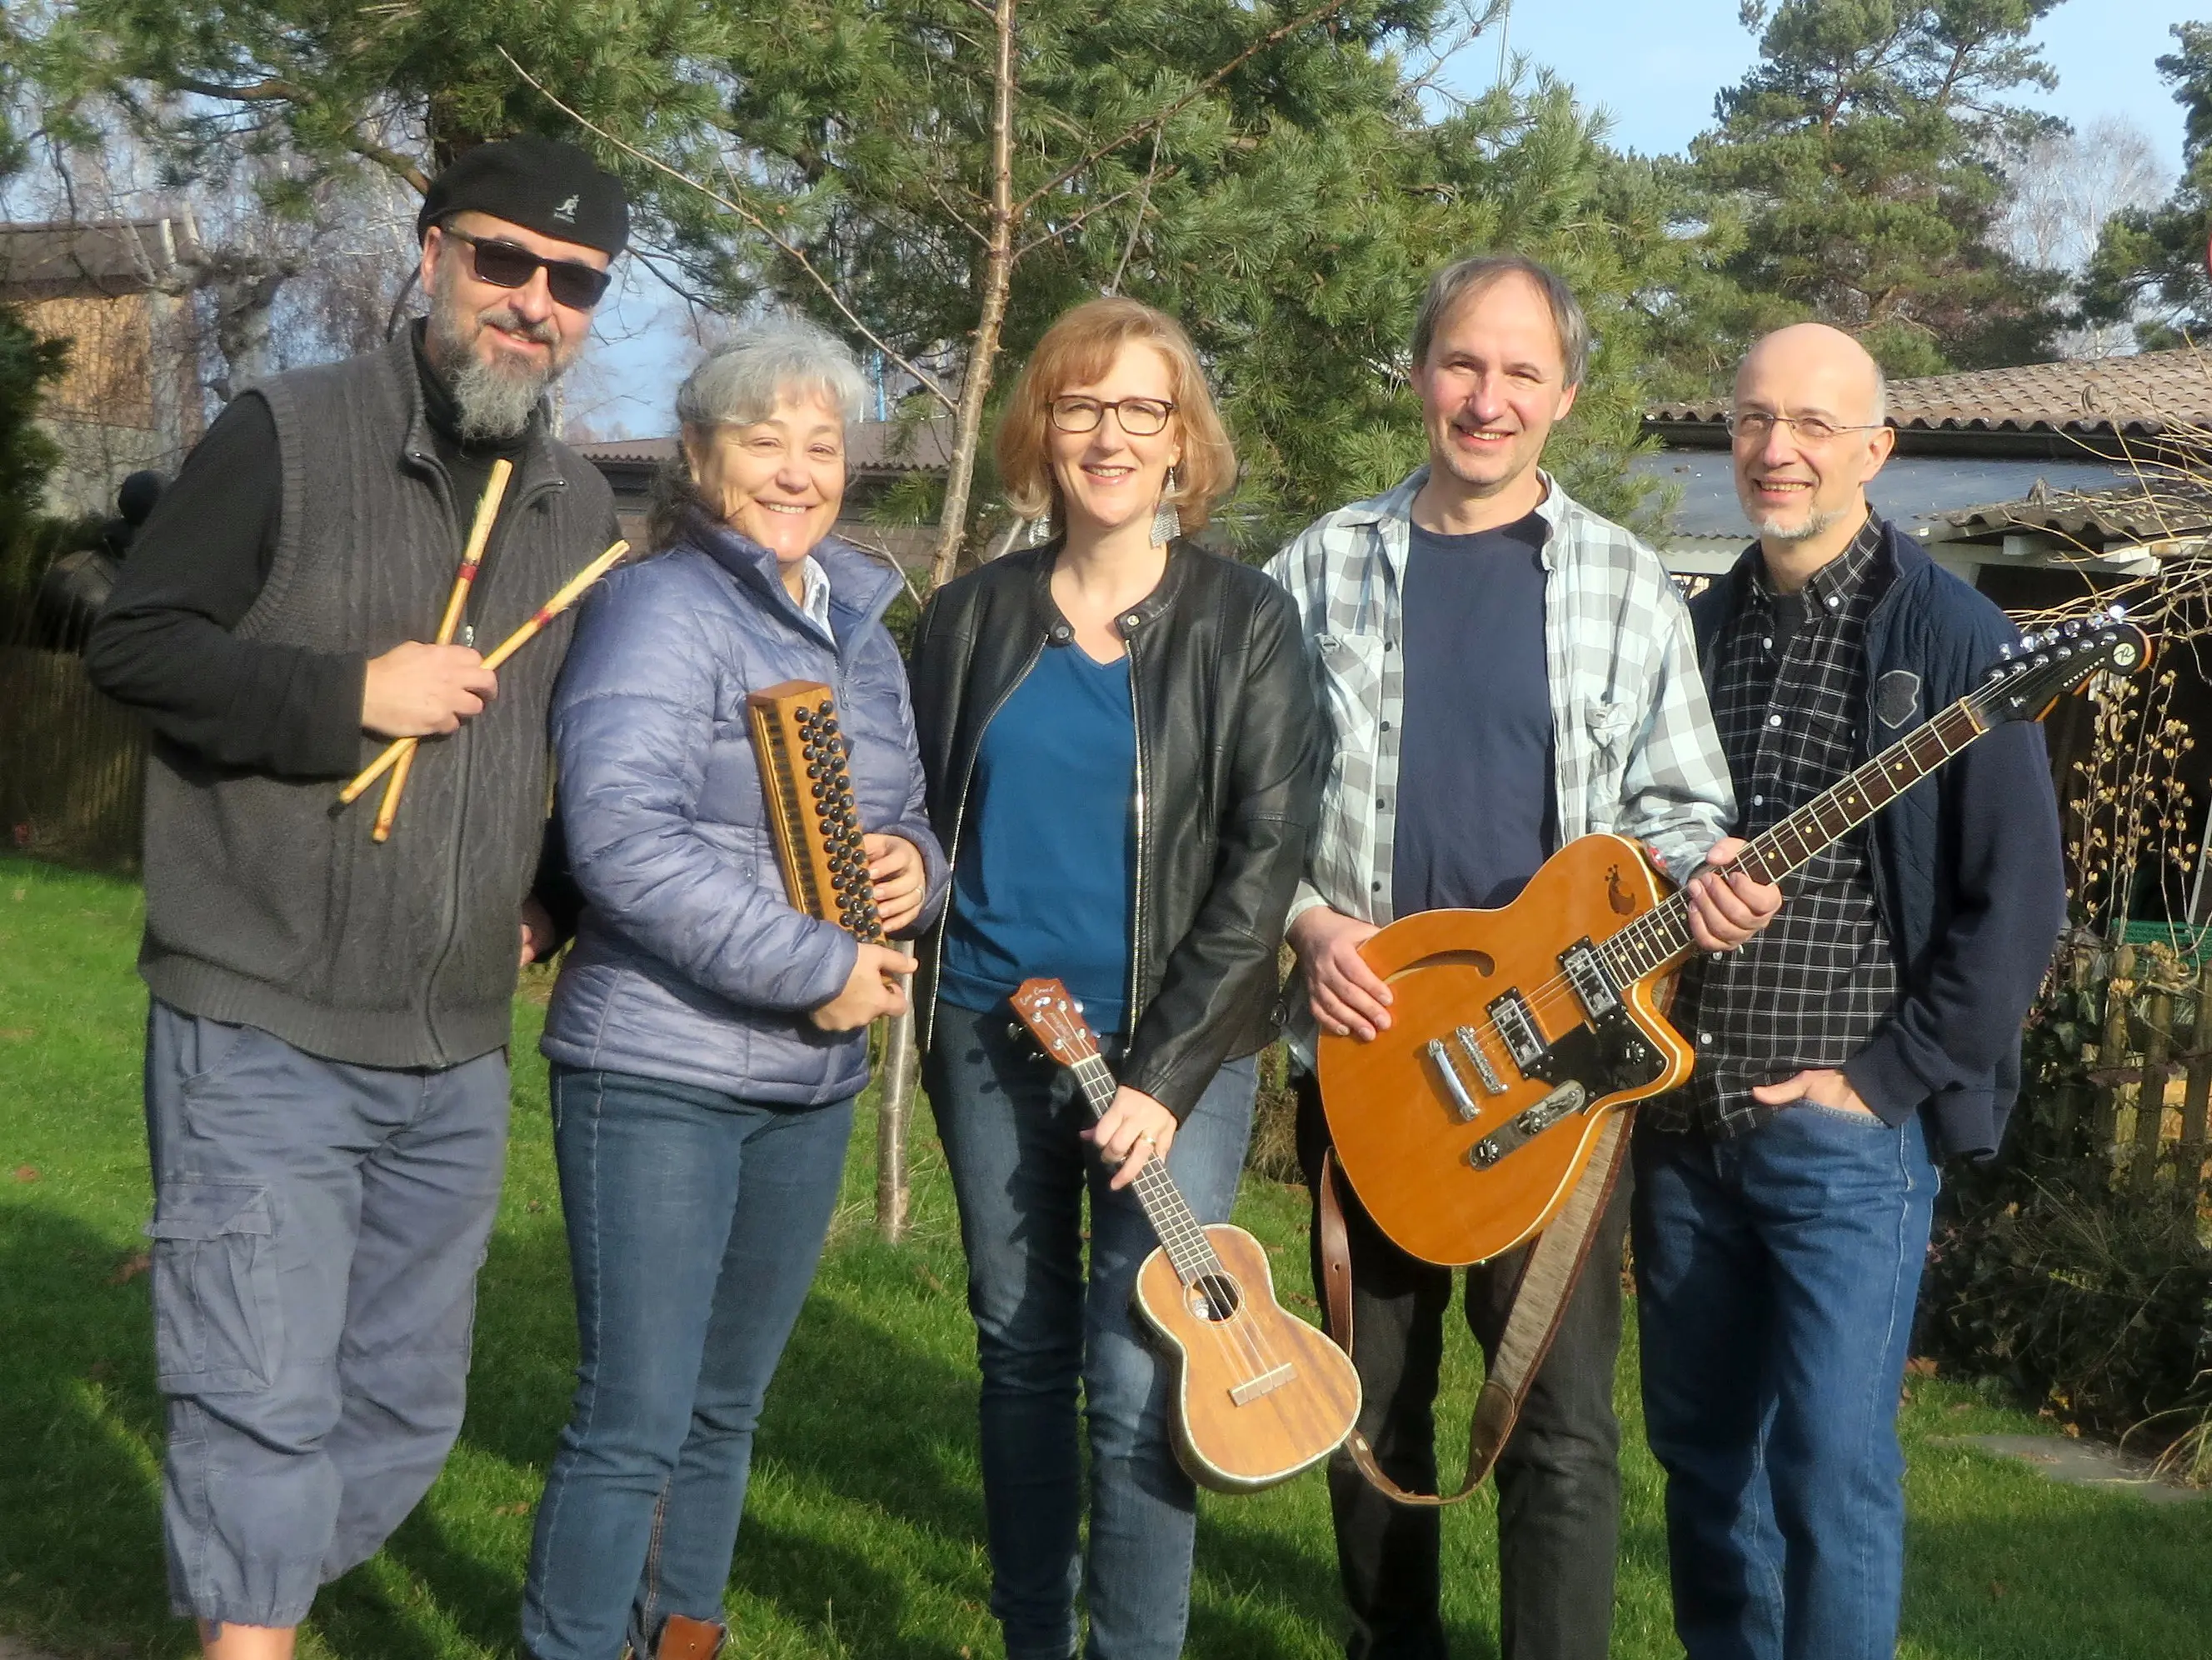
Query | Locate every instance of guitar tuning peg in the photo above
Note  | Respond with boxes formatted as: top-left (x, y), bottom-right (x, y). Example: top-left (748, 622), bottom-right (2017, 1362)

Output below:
top-left (2000, 642), bottom-right (2015, 659)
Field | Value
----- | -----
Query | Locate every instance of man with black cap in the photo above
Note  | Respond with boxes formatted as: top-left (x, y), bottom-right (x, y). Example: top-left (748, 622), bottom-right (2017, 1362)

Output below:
top-left (86, 134), bottom-right (627, 1660)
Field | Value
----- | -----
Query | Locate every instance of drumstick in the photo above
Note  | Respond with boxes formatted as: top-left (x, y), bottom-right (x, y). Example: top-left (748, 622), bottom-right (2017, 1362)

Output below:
top-left (370, 460), bottom-right (514, 842)
top-left (335, 539), bottom-right (631, 812)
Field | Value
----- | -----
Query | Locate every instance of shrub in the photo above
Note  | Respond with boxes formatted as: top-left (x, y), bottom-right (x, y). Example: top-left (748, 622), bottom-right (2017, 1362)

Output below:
top-left (1920, 1171), bottom-right (2212, 1452)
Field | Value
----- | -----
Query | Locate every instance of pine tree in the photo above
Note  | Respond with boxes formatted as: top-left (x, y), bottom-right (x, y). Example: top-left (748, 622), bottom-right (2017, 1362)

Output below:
top-left (1670, 0), bottom-right (2071, 387)
top-left (2079, 23), bottom-right (2212, 349)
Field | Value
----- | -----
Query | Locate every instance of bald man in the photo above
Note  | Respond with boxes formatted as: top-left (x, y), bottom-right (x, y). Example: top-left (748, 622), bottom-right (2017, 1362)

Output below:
top-left (1631, 324), bottom-right (2065, 1660)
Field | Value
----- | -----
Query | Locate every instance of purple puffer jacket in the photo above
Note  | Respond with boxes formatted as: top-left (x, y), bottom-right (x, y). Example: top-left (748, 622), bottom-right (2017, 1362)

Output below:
top-left (542, 511), bottom-right (946, 1106)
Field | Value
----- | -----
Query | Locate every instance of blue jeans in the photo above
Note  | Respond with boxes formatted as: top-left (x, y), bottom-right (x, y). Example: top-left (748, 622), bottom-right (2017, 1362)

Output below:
top-left (1632, 1105), bottom-right (1940, 1660)
top-left (521, 1066), bottom-right (854, 1660)
top-left (923, 999), bottom-right (1257, 1660)
top-left (143, 1001), bottom-right (510, 1628)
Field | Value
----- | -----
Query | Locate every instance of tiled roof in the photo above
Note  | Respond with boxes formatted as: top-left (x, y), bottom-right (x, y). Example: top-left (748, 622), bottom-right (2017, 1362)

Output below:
top-left (576, 418), bottom-right (952, 474)
top-left (0, 216), bottom-right (202, 299)
top-left (1650, 349), bottom-right (2212, 438)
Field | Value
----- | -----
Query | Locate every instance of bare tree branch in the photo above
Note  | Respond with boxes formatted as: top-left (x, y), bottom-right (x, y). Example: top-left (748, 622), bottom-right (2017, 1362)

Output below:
top-left (498, 46), bottom-right (958, 411)
top-left (167, 73), bottom-right (432, 190)
top-left (1012, 0), bottom-right (1357, 218)
top-left (1018, 175), bottom-right (1165, 263)
top-left (1105, 125), bottom-right (1165, 294)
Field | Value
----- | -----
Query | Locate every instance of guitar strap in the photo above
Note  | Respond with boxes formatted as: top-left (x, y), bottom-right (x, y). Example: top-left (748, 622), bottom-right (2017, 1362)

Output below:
top-left (1318, 1106), bottom-right (1635, 1508)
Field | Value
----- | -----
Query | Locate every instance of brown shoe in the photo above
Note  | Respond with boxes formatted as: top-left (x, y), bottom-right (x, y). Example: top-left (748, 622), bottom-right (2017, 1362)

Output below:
top-left (654, 1614), bottom-right (727, 1660)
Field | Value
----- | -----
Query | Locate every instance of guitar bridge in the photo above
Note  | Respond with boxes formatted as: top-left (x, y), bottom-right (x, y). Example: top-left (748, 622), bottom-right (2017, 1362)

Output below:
top-left (1468, 1081), bottom-right (1590, 1168)
top-left (1456, 1025), bottom-right (1505, 1093)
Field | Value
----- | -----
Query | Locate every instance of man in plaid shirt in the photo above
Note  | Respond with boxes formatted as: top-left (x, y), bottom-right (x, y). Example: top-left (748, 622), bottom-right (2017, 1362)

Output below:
top-left (1267, 253), bottom-right (1780, 1660)
top-left (1638, 324), bottom-right (2065, 1660)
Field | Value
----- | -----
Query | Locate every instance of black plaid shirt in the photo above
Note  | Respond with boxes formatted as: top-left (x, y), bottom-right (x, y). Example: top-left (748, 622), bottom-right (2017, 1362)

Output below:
top-left (1655, 515), bottom-right (1902, 1138)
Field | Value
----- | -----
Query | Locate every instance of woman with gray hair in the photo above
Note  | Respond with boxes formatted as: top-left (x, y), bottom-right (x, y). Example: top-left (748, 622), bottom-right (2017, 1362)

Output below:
top-left (520, 319), bottom-right (946, 1660)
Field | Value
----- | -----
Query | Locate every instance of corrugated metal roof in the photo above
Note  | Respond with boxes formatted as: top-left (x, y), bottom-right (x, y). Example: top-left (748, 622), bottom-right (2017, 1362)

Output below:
top-left (1649, 349), bottom-right (2212, 438)
top-left (1631, 452), bottom-right (2144, 540)
top-left (577, 418), bottom-right (952, 474)
top-left (0, 216), bottom-right (202, 298)
top-left (1938, 482), bottom-right (2212, 543)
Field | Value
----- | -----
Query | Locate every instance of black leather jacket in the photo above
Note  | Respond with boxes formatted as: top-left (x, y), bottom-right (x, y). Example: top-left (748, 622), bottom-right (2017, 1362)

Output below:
top-left (909, 537), bottom-right (1321, 1119)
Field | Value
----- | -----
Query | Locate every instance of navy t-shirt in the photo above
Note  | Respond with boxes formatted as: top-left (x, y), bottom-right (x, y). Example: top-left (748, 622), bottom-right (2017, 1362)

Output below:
top-left (1391, 511), bottom-right (1558, 912)
top-left (938, 640), bottom-right (1138, 1030)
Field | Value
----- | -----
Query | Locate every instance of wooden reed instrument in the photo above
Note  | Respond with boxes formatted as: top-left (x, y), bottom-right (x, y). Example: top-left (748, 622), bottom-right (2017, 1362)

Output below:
top-left (335, 538), bottom-right (629, 812)
top-left (372, 458), bottom-right (513, 842)
top-left (746, 680), bottom-right (885, 941)
top-left (1011, 978), bottom-right (1361, 1492)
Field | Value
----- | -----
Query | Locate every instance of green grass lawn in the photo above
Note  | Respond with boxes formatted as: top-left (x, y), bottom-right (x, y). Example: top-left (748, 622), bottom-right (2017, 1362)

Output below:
top-left (2, 852), bottom-right (2206, 1659)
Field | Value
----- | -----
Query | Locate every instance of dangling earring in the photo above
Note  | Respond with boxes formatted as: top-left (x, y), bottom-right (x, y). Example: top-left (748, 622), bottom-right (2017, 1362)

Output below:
top-left (1150, 467), bottom-right (1182, 546)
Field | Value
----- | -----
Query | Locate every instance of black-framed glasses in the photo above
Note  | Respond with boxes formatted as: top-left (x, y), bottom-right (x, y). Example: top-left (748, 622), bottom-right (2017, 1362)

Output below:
top-left (1047, 395), bottom-right (1176, 437)
top-left (1725, 410), bottom-right (1885, 446)
top-left (439, 226), bottom-right (612, 310)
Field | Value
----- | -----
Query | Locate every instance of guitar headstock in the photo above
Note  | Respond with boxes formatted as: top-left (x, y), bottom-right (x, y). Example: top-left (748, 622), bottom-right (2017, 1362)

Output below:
top-left (1973, 607), bottom-right (2153, 724)
top-left (1009, 978), bottom-right (1103, 1066)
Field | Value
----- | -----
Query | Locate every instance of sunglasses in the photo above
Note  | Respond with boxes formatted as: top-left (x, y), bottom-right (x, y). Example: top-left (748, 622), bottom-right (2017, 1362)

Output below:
top-left (439, 226), bottom-right (612, 310)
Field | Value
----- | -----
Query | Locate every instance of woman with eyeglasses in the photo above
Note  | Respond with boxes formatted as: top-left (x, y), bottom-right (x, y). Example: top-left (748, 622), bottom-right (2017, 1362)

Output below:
top-left (907, 298), bottom-right (1321, 1660)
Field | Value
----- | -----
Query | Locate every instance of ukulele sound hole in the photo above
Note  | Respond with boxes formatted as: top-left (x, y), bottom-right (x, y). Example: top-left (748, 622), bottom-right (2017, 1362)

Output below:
top-left (1187, 1273), bottom-right (1243, 1322)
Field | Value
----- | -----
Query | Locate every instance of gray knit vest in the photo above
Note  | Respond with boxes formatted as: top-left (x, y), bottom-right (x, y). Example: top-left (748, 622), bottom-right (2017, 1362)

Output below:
top-left (138, 333), bottom-right (617, 1068)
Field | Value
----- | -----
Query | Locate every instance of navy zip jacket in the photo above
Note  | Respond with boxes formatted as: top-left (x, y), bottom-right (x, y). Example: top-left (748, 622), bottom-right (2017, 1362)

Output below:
top-left (1689, 519), bottom-right (2066, 1159)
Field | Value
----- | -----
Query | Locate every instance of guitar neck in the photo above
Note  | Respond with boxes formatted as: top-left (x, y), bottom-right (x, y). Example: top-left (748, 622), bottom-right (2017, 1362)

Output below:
top-left (1066, 1052), bottom-right (1225, 1287)
top-left (1600, 692), bottom-right (1990, 986)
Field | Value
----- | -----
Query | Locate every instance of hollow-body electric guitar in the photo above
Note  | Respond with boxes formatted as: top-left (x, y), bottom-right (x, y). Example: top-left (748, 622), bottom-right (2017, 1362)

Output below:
top-left (1011, 978), bottom-right (1361, 1492)
top-left (1318, 611), bottom-right (2151, 1268)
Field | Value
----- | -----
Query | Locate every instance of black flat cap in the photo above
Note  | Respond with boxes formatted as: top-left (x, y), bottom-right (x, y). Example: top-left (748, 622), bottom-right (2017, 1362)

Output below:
top-left (417, 134), bottom-right (629, 257)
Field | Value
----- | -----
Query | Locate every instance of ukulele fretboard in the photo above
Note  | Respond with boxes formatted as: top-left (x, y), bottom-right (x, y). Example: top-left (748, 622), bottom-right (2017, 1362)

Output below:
top-left (1069, 1052), bottom-right (1226, 1288)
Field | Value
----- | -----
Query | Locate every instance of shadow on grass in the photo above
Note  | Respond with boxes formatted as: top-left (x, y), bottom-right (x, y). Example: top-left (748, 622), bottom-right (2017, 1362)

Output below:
top-left (0, 1201), bottom-right (182, 1657)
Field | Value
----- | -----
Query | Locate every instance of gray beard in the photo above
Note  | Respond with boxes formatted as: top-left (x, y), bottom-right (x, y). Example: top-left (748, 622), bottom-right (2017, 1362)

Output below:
top-left (1754, 503), bottom-right (1846, 544)
top-left (426, 266), bottom-right (566, 442)
top-left (442, 348), bottom-right (547, 442)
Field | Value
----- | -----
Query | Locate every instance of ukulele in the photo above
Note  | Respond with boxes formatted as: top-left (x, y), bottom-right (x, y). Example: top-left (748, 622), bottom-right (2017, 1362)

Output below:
top-left (1319, 610), bottom-right (2151, 1268)
top-left (1010, 978), bottom-right (1362, 1492)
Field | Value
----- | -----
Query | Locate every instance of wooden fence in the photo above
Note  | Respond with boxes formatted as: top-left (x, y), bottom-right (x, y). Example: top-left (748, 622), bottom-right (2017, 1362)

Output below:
top-left (2072, 943), bottom-right (2212, 1207)
top-left (0, 599), bottom-right (146, 875)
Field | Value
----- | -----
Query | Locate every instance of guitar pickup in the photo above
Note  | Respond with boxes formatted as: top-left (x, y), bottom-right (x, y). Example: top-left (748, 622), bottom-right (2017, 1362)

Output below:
top-left (1488, 990), bottom-right (1546, 1072)
top-left (1560, 939), bottom-right (1620, 1022)
top-left (1467, 1080), bottom-right (1590, 1169)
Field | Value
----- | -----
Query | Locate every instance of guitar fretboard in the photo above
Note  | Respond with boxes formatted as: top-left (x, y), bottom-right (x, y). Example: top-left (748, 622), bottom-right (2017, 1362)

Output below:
top-left (1599, 695), bottom-right (1987, 986)
top-left (1068, 1052), bottom-right (1226, 1288)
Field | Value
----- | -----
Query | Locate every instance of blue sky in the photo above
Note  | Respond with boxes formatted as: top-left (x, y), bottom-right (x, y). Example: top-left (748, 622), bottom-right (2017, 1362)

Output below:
top-left (568, 1), bottom-right (2212, 439)
top-left (1478, 0), bottom-right (2200, 172)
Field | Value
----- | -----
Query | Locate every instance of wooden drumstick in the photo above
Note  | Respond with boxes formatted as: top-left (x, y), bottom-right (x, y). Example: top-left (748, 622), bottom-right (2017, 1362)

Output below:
top-left (370, 459), bottom-right (514, 842)
top-left (336, 539), bottom-right (630, 812)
